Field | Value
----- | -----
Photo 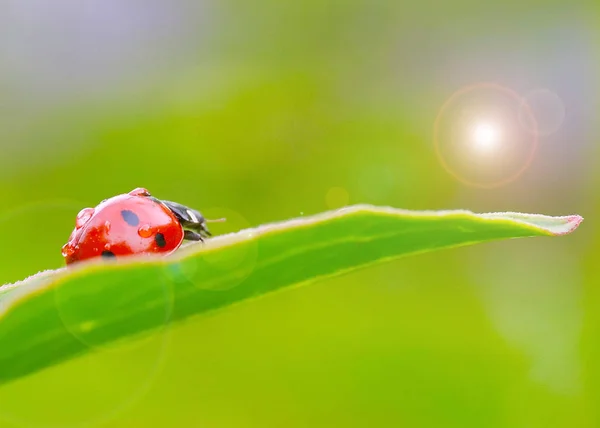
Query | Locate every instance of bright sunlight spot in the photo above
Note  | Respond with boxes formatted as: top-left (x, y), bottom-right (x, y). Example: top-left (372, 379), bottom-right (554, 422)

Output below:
top-left (472, 122), bottom-right (500, 150)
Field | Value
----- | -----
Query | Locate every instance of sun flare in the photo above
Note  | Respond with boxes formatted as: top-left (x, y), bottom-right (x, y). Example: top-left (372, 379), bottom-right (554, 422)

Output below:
top-left (472, 122), bottom-right (500, 150)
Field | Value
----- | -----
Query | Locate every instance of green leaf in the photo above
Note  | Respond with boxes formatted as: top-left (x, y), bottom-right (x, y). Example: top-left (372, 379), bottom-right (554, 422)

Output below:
top-left (0, 205), bottom-right (582, 386)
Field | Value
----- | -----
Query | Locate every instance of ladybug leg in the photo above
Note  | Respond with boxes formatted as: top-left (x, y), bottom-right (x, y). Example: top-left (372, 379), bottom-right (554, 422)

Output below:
top-left (183, 230), bottom-right (206, 242)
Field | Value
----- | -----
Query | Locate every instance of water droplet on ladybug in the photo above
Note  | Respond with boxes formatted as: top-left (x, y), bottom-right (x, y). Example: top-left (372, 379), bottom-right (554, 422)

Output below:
top-left (129, 187), bottom-right (151, 197)
top-left (104, 243), bottom-right (111, 251)
top-left (138, 225), bottom-right (153, 238)
top-left (76, 208), bottom-right (94, 228)
top-left (61, 243), bottom-right (75, 257)
top-left (104, 220), bottom-right (111, 232)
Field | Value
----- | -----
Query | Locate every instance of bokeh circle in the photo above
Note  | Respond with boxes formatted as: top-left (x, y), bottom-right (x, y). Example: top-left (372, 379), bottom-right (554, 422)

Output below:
top-left (518, 88), bottom-right (566, 137)
top-left (433, 82), bottom-right (539, 188)
top-left (168, 206), bottom-right (259, 292)
top-left (325, 187), bottom-right (350, 209)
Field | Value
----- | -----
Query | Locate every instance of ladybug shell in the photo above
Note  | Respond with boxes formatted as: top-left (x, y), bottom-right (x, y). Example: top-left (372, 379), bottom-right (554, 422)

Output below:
top-left (62, 189), bottom-right (184, 265)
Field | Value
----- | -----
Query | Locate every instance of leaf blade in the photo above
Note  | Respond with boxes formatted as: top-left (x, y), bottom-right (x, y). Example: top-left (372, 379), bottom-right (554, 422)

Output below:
top-left (0, 205), bottom-right (583, 385)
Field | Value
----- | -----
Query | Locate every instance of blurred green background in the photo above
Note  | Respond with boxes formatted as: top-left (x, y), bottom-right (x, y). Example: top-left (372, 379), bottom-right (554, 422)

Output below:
top-left (0, 0), bottom-right (597, 427)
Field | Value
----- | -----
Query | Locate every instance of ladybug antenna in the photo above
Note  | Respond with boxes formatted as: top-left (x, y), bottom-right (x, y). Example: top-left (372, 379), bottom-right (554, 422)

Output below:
top-left (205, 217), bottom-right (226, 223)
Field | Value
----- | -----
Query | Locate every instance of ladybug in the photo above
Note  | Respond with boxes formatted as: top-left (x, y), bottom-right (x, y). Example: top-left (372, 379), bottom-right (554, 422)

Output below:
top-left (62, 187), bottom-right (219, 265)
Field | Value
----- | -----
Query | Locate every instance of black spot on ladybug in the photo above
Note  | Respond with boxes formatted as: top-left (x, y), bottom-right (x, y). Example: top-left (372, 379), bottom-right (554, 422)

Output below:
top-left (121, 210), bottom-right (140, 227)
top-left (101, 251), bottom-right (116, 258)
top-left (155, 233), bottom-right (166, 248)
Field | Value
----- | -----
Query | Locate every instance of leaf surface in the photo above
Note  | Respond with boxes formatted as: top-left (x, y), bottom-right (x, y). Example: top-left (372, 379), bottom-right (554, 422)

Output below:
top-left (0, 205), bottom-right (583, 385)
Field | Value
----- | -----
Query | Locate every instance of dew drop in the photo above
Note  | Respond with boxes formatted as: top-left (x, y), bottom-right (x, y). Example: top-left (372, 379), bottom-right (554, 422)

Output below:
top-left (104, 220), bottom-right (111, 232)
top-left (104, 243), bottom-right (112, 251)
top-left (61, 243), bottom-right (75, 257)
top-left (129, 187), bottom-right (151, 197)
top-left (75, 208), bottom-right (94, 228)
top-left (138, 224), bottom-right (153, 238)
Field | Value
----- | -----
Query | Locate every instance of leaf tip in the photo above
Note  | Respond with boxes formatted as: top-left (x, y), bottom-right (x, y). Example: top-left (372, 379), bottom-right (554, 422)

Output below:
top-left (548, 214), bottom-right (584, 236)
top-left (564, 214), bottom-right (584, 233)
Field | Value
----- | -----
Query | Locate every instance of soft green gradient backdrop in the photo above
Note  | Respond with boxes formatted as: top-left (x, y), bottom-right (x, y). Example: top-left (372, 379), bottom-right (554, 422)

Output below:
top-left (0, 1), bottom-right (597, 427)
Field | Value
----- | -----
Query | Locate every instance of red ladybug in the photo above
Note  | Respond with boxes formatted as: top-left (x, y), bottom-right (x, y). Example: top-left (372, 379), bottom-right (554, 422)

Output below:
top-left (62, 187), bottom-right (217, 265)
